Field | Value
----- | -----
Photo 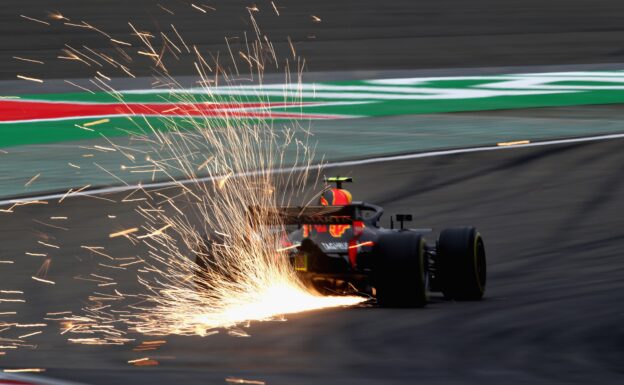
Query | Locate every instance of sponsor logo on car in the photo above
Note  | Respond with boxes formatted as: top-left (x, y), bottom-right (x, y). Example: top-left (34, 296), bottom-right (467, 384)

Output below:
top-left (321, 242), bottom-right (348, 251)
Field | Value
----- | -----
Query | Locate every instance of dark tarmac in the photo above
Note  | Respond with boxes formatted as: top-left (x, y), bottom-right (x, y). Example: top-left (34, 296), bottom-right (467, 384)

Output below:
top-left (3, 0), bottom-right (624, 80)
top-left (1, 139), bottom-right (623, 384)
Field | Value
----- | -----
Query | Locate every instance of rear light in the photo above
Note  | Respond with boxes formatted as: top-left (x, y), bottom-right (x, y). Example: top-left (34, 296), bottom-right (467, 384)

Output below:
top-left (348, 241), bottom-right (374, 249)
top-left (348, 221), bottom-right (366, 269)
top-left (347, 241), bottom-right (374, 269)
top-left (348, 239), bottom-right (358, 269)
top-left (353, 220), bottom-right (365, 238)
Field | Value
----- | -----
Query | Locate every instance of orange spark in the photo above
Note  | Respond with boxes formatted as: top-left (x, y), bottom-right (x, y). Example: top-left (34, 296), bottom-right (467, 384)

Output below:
top-left (37, 241), bottom-right (60, 249)
top-left (497, 140), bottom-right (531, 146)
top-left (128, 357), bottom-right (159, 366)
top-left (64, 80), bottom-right (95, 94)
top-left (138, 51), bottom-right (159, 58)
top-left (276, 243), bottom-right (300, 252)
top-left (137, 224), bottom-right (172, 239)
top-left (31, 276), bottom-right (55, 285)
top-left (20, 15), bottom-right (50, 26)
top-left (83, 118), bottom-right (110, 127)
top-left (17, 75), bottom-right (43, 83)
top-left (13, 56), bottom-right (44, 64)
top-left (191, 3), bottom-right (207, 13)
top-left (348, 241), bottom-right (375, 249)
top-left (271, 1), bottom-right (280, 16)
top-left (24, 173), bottom-right (40, 187)
top-left (25, 252), bottom-right (47, 257)
top-left (218, 172), bottom-right (233, 189)
top-left (47, 11), bottom-right (68, 21)
top-left (19, 331), bottom-right (43, 339)
top-left (109, 228), bottom-right (139, 238)
top-left (157, 3), bottom-right (174, 15)
top-left (226, 378), bottom-right (266, 385)
top-left (110, 38), bottom-right (132, 46)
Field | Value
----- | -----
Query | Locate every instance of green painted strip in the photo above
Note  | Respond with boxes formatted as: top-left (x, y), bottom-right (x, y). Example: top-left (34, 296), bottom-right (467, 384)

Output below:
top-left (3, 70), bottom-right (624, 147)
top-left (0, 117), bottom-right (264, 148)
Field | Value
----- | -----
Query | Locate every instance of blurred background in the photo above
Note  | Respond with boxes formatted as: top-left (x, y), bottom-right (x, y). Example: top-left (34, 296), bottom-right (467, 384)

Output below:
top-left (3, 0), bottom-right (624, 79)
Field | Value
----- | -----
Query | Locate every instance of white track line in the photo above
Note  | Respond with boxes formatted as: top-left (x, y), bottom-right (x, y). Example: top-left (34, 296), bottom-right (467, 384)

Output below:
top-left (1, 132), bottom-right (624, 207)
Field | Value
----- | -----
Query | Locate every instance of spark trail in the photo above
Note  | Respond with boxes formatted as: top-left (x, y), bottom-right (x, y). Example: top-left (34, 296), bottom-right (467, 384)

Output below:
top-left (37, 9), bottom-right (367, 342)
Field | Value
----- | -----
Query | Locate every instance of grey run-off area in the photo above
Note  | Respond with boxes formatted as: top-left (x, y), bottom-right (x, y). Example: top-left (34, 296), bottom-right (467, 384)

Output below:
top-left (0, 139), bottom-right (623, 384)
top-left (3, 102), bottom-right (624, 199)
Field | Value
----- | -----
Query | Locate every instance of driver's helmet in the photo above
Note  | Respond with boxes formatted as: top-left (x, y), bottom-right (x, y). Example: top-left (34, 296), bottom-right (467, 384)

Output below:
top-left (320, 188), bottom-right (352, 206)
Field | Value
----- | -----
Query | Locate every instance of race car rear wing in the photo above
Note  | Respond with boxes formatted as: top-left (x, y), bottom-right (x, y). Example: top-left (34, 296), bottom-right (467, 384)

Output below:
top-left (248, 202), bottom-right (382, 226)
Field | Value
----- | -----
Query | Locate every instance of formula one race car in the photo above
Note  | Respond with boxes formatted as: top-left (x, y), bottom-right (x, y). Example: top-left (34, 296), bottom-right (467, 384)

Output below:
top-left (196, 177), bottom-right (486, 308)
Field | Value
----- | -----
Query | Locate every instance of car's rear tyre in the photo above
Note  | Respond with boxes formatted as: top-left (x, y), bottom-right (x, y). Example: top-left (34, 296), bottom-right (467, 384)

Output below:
top-left (374, 232), bottom-right (428, 308)
top-left (438, 227), bottom-right (486, 300)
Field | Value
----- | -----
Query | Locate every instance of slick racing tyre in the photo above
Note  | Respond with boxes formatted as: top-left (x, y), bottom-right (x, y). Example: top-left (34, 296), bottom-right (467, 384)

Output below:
top-left (438, 227), bottom-right (486, 300)
top-left (374, 232), bottom-right (428, 308)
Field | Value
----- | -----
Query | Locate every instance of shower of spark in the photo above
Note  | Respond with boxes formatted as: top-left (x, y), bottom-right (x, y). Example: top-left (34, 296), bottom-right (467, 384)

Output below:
top-left (37, 9), bottom-right (368, 342)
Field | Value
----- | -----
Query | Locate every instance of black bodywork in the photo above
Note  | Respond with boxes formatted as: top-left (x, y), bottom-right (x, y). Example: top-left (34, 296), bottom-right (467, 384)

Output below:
top-left (207, 197), bottom-right (486, 307)
top-left (255, 202), bottom-right (444, 296)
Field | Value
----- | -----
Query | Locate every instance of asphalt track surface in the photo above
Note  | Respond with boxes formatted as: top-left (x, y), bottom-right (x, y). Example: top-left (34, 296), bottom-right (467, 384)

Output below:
top-left (1, 139), bottom-right (623, 384)
top-left (2, 1), bottom-right (624, 384)
top-left (4, 0), bottom-right (624, 80)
